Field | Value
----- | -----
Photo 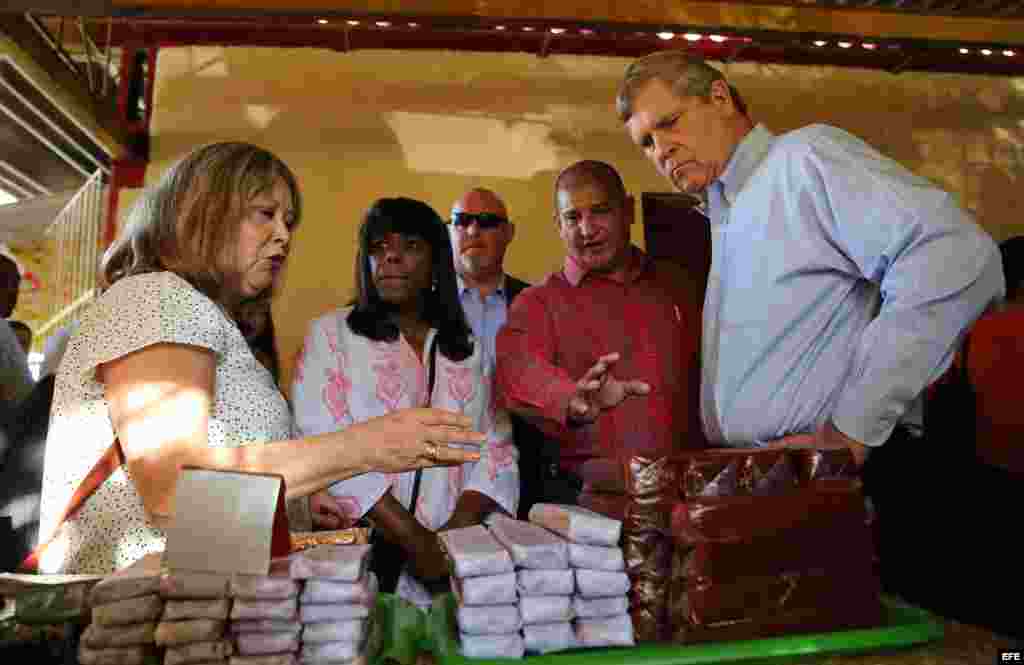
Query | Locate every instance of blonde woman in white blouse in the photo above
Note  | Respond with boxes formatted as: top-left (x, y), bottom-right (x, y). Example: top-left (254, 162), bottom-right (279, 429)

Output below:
top-left (37, 143), bottom-right (483, 574)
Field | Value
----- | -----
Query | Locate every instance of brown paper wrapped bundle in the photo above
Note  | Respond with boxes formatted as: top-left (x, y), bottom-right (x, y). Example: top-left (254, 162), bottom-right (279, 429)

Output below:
top-left (162, 598), bottom-right (231, 622)
top-left (77, 644), bottom-right (156, 665)
top-left (89, 553), bottom-right (164, 606)
top-left (154, 619), bottom-right (226, 647)
top-left (81, 622), bottom-right (156, 648)
top-left (93, 594), bottom-right (164, 626)
top-left (159, 571), bottom-right (230, 600)
top-left (163, 639), bottom-right (234, 665)
top-left (229, 656), bottom-right (297, 665)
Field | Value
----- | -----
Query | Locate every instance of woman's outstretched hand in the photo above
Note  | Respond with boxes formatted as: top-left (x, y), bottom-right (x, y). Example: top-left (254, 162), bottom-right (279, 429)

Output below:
top-left (354, 407), bottom-right (484, 474)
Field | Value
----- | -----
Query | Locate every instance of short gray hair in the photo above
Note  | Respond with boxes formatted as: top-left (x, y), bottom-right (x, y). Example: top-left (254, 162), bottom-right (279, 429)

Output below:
top-left (616, 51), bottom-right (747, 122)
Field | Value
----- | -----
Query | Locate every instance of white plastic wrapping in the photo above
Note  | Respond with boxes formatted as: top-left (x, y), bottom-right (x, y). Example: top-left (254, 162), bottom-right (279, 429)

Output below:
top-left (455, 603), bottom-right (521, 635)
top-left (458, 632), bottom-right (525, 659)
top-left (567, 543), bottom-right (625, 572)
top-left (438, 524), bottom-right (515, 578)
top-left (518, 595), bottom-right (573, 625)
top-left (523, 622), bottom-right (576, 654)
top-left (300, 618), bottom-right (368, 644)
top-left (234, 631), bottom-right (300, 656)
top-left (571, 594), bottom-right (629, 619)
top-left (528, 503), bottom-right (621, 547)
top-left (270, 544), bottom-right (371, 581)
top-left (300, 576), bottom-right (375, 605)
top-left (452, 572), bottom-right (517, 606)
top-left (485, 514), bottom-right (568, 570)
top-left (515, 569), bottom-right (574, 596)
top-left (573, 569), bottom-right (630, 598)
top-left (573, 614), bottom-right (636, 648)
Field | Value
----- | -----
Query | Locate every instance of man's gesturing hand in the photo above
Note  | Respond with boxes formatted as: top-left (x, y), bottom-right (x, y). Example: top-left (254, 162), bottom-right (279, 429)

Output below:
top-left (567, 352), bottom-right (650, 425)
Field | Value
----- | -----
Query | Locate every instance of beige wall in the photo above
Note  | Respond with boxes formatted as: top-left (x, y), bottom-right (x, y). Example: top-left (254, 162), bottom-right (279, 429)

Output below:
top-left (143, 47), bottom-right (1024, 391)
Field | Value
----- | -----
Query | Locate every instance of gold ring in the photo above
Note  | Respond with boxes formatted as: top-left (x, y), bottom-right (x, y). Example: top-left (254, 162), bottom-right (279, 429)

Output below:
top-left (424, 441), bottom-right (440, 460)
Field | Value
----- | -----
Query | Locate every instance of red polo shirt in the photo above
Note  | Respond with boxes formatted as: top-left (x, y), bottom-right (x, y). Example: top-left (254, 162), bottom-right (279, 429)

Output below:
top-left (495, 247), bottom-right (705, 472)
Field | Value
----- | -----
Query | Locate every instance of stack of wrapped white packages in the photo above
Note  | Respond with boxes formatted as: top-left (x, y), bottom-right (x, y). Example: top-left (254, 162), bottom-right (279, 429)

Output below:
top-left (228, 567), bottom-right (303, 665)
top-left (78, 553), bottom-right (164, 665)
top-left (528, 504), bottom-right (635, 649)
top-left (273, 544), bottom-right (381, 665)
top-left (438, 525), bottom-right (522, 659)
top-left (155, 569), bottom-right (234, 665)
top-left (485, 514), bottom-right (576, 656)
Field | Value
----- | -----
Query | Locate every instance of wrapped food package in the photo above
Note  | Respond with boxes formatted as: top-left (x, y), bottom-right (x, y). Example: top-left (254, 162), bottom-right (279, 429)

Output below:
top-left (270, 544), bottom-right (371, 581)
top-left (455, 603), bottom-right (521, 635)
top-left (230, 597), bottom-right (298, 622)
top-left (527, 503), bottom-right (622, 547)
top-left (574, 569), bottom-right (630, 598)
top-left (299, 602), bottom-right (370, 623)
top-left (234, 631), bottom-right (300, 656)
top-left (154, 619), bottom-right (226, 647)
top-left (572, 595), bottom-right (629, 619)
top-left (159, 571), bottom-right (230, 600)
top-left (438, 525), bottom-right (515, 578)
top-left (229, 575), bottom-right (301, 601)
top-left (89, 553), bottom-right (164, 606)
top-left (298, 617), bottom-right (381, 665)
top-left (623, 456), bottom-right (677, 642)
top-left (574, 614), bottom-right (636, 648)
top-left (162, 598), bottom-right (231, 622)
top-left (93, 594), bottom-right (164, 626)
top-left (229, 619), bottom-right (301, 636)
top-left (77, 644), bottom-right (155, 665)
top-left (229, 656), bottom-right (297, 665)
top-left (523, 621), bottom-right (576, 655)
top-left (484, 514), bottom-right (568, 570)
top-left (452, 572), bottom-right (517, 606)
top-left (299, 618), bottom-right (368, 644)
top-left (80, 622), bottom-right (156, 648)
top-left (515, 569), bottom-right (574, 597)
top-left (458, 632), bottom-right (525, 659)
top-left (163, 639), bottom-right (234, 665)
top-left (668, 482), bottom-right (881, 643)
top-left (299, 577), bottom-right (374, 605)
top-left (567, 543), bottom-right (625, 572)
top-left (518, 595), bottom-right (572, 625)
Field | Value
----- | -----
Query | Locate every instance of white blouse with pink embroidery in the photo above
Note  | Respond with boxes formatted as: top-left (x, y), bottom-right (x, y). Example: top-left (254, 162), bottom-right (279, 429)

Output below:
top-left (290, 306), bottom-right (519, 607)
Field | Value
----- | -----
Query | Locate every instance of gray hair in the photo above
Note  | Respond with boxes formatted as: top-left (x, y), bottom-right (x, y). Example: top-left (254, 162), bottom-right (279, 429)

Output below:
top-left (616, 51), bottom-right (747, 122)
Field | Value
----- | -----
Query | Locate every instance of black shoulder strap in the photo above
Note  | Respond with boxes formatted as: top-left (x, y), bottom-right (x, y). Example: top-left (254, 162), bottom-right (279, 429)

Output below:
top-left (407, 334), bottom-right (439, 513)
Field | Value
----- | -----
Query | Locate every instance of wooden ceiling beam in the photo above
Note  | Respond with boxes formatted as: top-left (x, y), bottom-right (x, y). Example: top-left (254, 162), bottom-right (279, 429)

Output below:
top-left (94, 0), bottom-right (1024, 45)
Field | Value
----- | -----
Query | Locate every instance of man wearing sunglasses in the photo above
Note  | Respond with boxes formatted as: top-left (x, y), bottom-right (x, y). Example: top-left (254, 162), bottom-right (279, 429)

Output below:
top-left (449, 189), bottom-right (549, 518)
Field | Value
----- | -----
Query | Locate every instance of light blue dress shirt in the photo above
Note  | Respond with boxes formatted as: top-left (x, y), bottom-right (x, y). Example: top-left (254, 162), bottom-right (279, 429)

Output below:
top-left (702, 123), bottom-right (1004, 448)
top-left (457, 274), bottom-right (508, 375)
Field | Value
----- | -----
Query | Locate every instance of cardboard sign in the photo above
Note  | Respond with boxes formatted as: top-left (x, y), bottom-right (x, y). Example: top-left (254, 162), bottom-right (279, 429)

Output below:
top-left (164, 467), bottom-right (291, 576)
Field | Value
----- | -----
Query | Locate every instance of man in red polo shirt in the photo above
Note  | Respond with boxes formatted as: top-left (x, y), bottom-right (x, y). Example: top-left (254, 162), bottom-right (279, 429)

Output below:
top-left (495, 160), bottom-right (704, 494)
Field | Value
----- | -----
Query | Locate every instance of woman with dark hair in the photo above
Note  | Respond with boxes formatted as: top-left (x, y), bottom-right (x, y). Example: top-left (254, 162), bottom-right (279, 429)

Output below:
top-left (36, 144), bottom-right (483, 575)
top-left (292, 197), bottom-right (518, 607)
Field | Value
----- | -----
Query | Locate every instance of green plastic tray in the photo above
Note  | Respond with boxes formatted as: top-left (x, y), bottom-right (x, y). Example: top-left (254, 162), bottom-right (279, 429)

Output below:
top-left (427, 593), bottom-right (944, 665)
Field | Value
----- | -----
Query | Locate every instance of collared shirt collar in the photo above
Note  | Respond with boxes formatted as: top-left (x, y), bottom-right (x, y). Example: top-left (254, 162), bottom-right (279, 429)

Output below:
top-left (717, 123), bottom-right (776, 208)
top-left (563, 246), bottom-right (650, 287)
top-left (457, 273), bottom-right (507, 298)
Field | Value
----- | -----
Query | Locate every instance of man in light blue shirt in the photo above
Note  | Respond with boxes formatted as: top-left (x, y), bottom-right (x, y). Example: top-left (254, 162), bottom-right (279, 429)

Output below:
top-left (449, 188), bottom-right (550, 518)
top-left (616, 52), bottom-right (1004, 613)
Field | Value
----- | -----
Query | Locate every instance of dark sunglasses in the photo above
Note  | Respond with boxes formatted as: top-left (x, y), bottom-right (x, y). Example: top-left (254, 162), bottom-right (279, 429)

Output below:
top-left (450, 212), bottom-right (508, 229)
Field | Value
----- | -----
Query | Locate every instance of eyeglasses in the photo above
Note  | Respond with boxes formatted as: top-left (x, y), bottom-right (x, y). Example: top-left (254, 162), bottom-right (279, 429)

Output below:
top-left (450, 212), bottom-right (508, 229)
